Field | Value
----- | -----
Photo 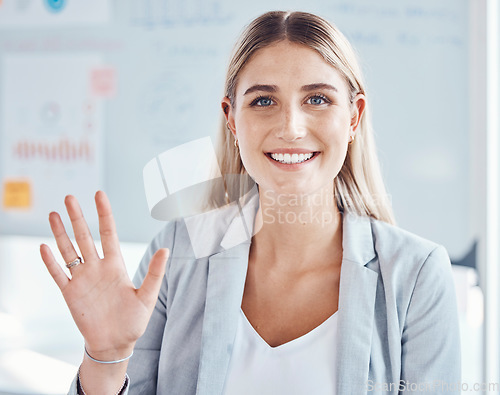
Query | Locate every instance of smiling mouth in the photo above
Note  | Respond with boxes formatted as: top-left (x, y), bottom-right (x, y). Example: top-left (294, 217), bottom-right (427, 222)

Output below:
top-left (265, 152), bottom-right (319, 164)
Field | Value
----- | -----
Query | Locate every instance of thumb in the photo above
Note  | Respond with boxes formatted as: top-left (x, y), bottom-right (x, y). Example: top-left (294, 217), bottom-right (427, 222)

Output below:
top-left (137, 248), bottom-right (169, 307)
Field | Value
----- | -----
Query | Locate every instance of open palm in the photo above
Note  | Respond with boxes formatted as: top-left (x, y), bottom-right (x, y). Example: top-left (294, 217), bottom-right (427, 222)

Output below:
top-left (40, 191), bottom-right (168, 360)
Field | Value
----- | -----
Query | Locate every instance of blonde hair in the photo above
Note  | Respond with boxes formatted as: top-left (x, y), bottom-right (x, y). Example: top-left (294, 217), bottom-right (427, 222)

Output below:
top-left (209, 11), bottom-right (395, 225)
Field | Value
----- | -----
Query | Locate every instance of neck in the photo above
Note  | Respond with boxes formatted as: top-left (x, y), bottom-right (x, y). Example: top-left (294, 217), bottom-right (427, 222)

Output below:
top-left (251, 185), bottom-right (343, 272)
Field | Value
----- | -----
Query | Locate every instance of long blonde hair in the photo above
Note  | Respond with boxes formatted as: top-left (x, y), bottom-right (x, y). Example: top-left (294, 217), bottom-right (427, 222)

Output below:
top-left (209, 11), bottom-right (395, 225)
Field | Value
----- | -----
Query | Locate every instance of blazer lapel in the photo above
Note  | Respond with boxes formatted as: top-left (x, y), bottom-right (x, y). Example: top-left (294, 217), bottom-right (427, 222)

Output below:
top-left (336, 213), bottom-right (379, 394)
top-left (196, 243), bottom-right (250, 395)
top-left (195, 190), bottom-right (259, 395)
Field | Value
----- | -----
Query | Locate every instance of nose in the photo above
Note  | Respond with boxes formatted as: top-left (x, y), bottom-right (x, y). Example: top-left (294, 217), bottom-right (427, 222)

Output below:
top-left (275, 105), bottom-right (307, 142)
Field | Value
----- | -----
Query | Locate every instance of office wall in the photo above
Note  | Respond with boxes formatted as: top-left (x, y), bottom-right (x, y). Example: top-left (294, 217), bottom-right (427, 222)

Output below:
top-left (0, 0), bottom-right (470, 257)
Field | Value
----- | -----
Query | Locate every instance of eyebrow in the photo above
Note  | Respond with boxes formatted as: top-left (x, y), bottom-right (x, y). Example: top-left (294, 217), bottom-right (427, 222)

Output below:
top-left (301, 83), bottom-right (338, 92)
top-left (243, 84), bottom-right (278, 95)
top-left (243, 83), bottom-right (338, 96)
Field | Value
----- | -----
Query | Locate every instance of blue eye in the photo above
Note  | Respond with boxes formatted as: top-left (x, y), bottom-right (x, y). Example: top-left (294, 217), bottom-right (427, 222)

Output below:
top-left (308, 95), bottom-right (328, 105)
top-left (251, 96), bottom-right (274, 107)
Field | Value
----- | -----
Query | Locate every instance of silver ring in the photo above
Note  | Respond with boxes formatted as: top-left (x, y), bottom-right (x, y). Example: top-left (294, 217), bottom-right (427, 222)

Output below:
top-left (66, 256), bottom-right (83, 269)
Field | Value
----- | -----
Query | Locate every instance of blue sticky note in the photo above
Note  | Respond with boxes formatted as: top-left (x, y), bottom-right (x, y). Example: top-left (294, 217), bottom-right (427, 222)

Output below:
top-left (45, 0), bottom-right (66, 13)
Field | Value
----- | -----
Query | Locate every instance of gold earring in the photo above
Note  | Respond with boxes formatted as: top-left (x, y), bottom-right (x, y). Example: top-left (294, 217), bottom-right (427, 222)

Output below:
top-left (234, 138), bottom-right (239, 148)
top-left (348, 135), bottom-right (355, 144)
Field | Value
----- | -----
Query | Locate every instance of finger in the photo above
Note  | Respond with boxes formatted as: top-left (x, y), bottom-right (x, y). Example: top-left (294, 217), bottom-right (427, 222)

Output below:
top-left (95, 191), bottom-right (121, 258)
top-left (49, 211), bottom-right (82, 267)
top-left (137, 249), bottom-right (169, 308)
top-left (65, 195), bottom-right (99, 261)
top-left (40, 244), bottom-right (69, 290)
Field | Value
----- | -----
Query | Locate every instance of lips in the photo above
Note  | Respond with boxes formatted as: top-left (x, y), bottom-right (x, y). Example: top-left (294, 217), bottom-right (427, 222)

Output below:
top-left (266, 148), bottom-right (317, 154)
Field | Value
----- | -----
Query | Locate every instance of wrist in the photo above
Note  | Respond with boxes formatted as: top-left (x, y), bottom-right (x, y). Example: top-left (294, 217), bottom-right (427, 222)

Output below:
top-left (84, 343), bottom-right (135, 363)
top-left (85, 346), bottom-right (133, 364)
top-left (79, 354), bottom-right (131, 395)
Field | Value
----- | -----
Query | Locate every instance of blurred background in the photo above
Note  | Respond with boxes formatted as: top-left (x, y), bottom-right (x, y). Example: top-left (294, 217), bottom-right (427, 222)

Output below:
top-left (0, 0), bottom-right (498, 393)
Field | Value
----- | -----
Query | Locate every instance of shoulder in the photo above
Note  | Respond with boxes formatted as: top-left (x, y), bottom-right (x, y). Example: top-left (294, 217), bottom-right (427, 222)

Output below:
top-left (370, 217), bottom-right (440, 258)
top-left (370, 218), bottom-right (451, 277)
top-left (343, 211), bottom-right (446, 268)
top-left (367, 216), bottom-right (452, 290)
top-left (365, 218), bottom-right (458, 346)
top-left (148, 219), bottom-right (178, 251)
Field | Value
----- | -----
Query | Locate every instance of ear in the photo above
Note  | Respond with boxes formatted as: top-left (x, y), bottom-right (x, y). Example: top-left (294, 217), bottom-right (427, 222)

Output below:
top-left (221, 97), bottom-right (237, 138)
top-left (350, 93), bottom-right (366, 134)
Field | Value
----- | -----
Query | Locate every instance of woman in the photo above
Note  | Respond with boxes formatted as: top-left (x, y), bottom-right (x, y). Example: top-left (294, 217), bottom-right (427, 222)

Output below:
top-left (40, 11), bottom-right (461, 395)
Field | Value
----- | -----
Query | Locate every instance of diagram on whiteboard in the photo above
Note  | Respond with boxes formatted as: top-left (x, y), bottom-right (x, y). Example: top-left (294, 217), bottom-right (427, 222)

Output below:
top-left (0, 54), bottom-right (104, 234)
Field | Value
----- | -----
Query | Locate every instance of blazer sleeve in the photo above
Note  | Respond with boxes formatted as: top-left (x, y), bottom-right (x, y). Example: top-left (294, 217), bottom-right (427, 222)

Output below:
top-left (400, 245), bottom-right (461, 394)
top-left (66, 221), bottom-right (176, 395)
top-left (127, 220), bottom-right (176, 394)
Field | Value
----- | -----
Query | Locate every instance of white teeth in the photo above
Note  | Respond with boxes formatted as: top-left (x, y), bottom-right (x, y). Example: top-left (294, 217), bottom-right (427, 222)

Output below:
top-left (269, 152), bottom-right (314, 164)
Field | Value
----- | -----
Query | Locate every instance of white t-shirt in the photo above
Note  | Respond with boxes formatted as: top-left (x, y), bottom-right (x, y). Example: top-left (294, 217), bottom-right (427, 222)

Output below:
top-left (222, 309), bottom-right (338, 395)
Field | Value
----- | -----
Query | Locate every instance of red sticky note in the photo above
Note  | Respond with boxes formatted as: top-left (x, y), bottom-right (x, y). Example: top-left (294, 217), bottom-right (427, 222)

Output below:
top-left (90, 67), bottom-right (116, 98)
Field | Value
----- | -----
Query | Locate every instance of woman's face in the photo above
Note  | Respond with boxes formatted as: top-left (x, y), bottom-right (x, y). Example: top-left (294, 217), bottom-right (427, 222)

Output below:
top-left (223, 40), bottom-right (365, 196)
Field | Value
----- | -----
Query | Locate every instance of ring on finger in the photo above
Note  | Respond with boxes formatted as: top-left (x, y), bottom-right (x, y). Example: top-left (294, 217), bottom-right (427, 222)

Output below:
top-left (66, 256), bottom-right (83, 269)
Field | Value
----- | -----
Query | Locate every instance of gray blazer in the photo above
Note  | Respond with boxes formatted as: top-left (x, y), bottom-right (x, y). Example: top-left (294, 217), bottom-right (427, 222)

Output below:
top-left (70, 190), bottom-right (461, 394)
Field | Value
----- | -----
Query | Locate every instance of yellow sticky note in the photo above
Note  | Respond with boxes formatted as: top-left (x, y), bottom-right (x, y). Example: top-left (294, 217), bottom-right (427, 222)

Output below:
top-left (2, 180), bottom-right (32, 209)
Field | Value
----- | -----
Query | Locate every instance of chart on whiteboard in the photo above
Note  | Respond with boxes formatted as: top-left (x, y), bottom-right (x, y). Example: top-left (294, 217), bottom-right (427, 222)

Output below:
top-left (0, 54), bottom-right (105, 235)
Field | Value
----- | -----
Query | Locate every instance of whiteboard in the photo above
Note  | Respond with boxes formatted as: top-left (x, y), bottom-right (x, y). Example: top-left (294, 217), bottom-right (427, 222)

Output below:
top-left (0, 0), bottom-right (471, 262)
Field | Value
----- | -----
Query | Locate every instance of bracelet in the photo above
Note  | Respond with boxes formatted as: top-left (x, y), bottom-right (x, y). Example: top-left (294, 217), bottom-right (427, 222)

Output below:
top-left (78, 366), bottom-right (129, 395)
top-left (84, 346), bottom-right (134, 364)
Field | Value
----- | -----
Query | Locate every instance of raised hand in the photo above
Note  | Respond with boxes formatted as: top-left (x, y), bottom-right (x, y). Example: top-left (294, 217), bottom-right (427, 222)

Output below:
top-left (40, 191), bottom-right (168, 361)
